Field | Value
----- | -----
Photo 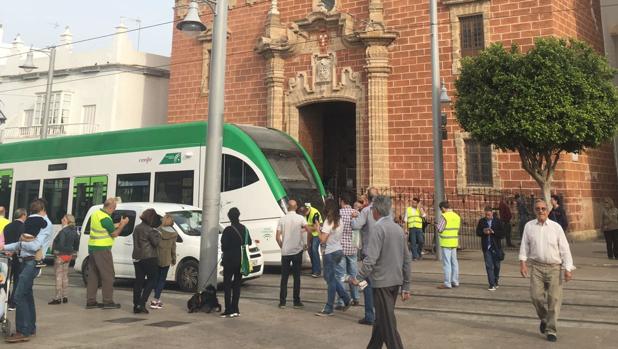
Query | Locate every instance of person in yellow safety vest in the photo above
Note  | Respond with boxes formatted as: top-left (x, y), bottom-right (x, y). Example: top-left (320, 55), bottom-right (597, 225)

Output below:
top-left (85, 198), bottom-right (129, 310)
top-left (403, 198), bottom-right (426, 261)
top-left (436, 201), bottom-right (461, 289)
top-left (304, 203), bottom-right (322, 278)
top-left (0, 206), bottom-right (10, 245)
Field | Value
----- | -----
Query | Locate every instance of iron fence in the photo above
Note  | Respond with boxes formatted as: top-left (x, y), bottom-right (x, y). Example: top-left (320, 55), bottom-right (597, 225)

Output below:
top-left (327, 186), bottom-right (541, 250)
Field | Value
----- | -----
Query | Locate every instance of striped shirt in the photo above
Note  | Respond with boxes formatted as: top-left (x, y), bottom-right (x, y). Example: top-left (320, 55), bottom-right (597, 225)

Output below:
top-left (340, 205), bottom-right (357, 256)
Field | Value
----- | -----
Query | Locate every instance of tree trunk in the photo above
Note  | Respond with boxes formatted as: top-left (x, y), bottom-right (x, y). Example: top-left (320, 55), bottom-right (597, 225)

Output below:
top-left (541, 178), bottom-right (552, 204)
top-left (517, 148), bottom-right (559, 205)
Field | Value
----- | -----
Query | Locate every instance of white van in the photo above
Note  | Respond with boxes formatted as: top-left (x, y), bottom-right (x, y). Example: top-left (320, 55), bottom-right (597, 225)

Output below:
top-left (74, 202), bottom-right (264, 292)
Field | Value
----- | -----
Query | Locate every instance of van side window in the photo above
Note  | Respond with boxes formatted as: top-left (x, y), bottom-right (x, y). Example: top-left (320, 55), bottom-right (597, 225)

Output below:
top-left (221, 154), bottom-right (258, 192)
top-left (111, 210), bottom-right (137, 237)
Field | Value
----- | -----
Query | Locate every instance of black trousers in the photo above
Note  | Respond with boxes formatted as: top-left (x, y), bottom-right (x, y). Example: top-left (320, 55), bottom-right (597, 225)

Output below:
top-left (279, 251), bottom-right (303, 304)
top-left (367, 286), bottom-right (404, 349)
top-left (504, 222), bottom-right (513, 246)
top-left (604, 230), bottom-right (618, 258)
top-left (223, 261), bottom-right (242, 314)
top-left (133, 258), bottom-right (159, 308)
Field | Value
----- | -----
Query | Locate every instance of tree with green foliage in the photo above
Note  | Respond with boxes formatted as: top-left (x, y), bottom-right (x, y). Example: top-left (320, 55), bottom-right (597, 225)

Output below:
top-left (455, 37), bottom-right (618, 202)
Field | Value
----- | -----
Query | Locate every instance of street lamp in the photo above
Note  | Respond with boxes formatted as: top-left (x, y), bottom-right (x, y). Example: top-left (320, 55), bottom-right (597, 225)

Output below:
top-left (177, 0), bottom-right (229, 292)
top-left (19, 46), bottom-right (57, 140)
top-left (440, 80), bottom-right (451, 140)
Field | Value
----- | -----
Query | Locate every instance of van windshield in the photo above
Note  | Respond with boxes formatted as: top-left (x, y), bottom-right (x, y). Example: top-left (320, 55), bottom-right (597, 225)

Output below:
top-left (169, 210), bottom-right (202, 236)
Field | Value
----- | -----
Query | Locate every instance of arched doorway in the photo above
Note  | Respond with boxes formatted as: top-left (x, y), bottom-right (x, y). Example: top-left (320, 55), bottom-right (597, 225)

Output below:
top-left (298, 101), bottom-right (356, 196)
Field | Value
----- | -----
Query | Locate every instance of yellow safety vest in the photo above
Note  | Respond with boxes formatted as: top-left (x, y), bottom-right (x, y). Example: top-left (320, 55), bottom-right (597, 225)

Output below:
top-left (406, 207), bottom-right (423, 229)
top-left (88, 209), bottom-right (115, 247)
top-left (307, 207), bottom-right (322, 237)
top-left (440, 211), bottom-right (460, 248)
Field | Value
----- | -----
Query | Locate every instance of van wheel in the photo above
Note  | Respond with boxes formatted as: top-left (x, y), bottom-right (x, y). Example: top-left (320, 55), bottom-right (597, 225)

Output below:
top-left (81, 257), bottom-right (101, 288)
top-left (176, 259), bottom-right (199, 292)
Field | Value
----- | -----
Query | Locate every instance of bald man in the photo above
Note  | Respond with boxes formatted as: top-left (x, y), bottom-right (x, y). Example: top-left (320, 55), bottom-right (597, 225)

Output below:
top-left (276, 200), bottom-right (311, 309)
top-left (86, 198), bottom-right (129, 309)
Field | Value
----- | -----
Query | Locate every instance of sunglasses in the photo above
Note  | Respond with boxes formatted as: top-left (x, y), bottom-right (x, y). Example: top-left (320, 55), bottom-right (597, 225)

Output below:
top-left (534, 207), bottom-right (547, 212)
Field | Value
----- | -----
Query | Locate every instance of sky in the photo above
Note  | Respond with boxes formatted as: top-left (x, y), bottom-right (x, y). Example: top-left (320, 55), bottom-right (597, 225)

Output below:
top-left (0, 0), bottom-right (175, 56)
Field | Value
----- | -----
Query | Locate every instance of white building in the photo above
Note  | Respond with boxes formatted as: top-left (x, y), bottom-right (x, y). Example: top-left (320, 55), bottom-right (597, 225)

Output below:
top-left (0, 22), bottom-right (169, 142)
top-left (601, 0), bottom-right (618, 180)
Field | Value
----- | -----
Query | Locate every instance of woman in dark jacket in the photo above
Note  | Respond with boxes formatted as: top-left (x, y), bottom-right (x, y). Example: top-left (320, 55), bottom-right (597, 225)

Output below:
top-left (132, 209), bottom-right (161, 314)
top-left (220, 207), bottom-right (252, 318)
top-left (49, 214), bottom-right (80, 304)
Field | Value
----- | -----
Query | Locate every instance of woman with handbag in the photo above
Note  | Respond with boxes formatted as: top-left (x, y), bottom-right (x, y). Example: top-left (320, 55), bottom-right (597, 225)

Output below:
top-left (220, 207), bottom-right (252, 318)
top-left (49, 214), bottom-right (80, 305)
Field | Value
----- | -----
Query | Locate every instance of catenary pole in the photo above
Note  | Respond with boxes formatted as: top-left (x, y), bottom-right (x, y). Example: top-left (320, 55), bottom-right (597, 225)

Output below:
top-left (199, 0), bottom-right (229, 291)
top-left (430, 0), bottom-right (444, 260)
top-left (40, 46), bottom-right (56, 139)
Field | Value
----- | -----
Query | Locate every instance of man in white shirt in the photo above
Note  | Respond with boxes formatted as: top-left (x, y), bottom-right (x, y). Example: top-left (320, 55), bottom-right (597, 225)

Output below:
top-left (276, 200), bottom-right (310, 309)
top-left (519, 199), bottom-right (575, 343)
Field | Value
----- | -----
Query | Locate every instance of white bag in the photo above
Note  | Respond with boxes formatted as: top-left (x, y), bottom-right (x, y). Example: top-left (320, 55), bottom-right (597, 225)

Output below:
top-left (352, 229), bottom-right (361, 249)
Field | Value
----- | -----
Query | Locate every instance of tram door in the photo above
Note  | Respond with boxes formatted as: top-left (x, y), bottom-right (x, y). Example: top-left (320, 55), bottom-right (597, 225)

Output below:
top-left (73, 176), bottom-right (108, 226)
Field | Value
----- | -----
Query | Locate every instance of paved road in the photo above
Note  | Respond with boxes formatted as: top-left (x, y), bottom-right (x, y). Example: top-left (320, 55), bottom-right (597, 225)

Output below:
top-left (3, 241), bottom-right (617, 348)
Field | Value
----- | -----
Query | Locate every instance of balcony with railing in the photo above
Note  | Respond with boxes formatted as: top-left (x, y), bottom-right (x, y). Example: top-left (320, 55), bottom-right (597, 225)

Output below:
top-left (0, 123), bottom-right (99, 142)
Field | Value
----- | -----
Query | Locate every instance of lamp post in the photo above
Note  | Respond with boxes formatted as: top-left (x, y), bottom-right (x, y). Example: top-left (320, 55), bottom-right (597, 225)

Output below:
top-left (430, 0), bottom-right (451, 260)
top-left (19, 46), bottom-right (56, 139)
top-left (177, 0), bottom-right (229, 292)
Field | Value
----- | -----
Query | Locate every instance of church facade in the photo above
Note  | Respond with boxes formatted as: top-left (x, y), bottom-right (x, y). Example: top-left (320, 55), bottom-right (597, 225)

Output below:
top-left (168, 0), bottom-right (617, 235)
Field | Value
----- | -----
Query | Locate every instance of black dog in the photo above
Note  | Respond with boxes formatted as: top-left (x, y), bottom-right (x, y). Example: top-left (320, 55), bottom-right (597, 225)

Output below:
top-left (187, 285), bottom-right (221, 313)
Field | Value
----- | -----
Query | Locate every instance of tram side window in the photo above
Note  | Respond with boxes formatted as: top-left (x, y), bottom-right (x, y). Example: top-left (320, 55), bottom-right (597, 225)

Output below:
top-left (43, 178), bottom-right (70, 224)
top-left (116, 173), bottom-right (150, 202)
top-left (14, 180), bottom-right (40, 214)
top-left (0, 169), bottom-right (13, 216)
top-left (155, 171), bottom-right (194, 205)
top-left (73, 176), bottom-right (108, 226)
top-left (221, 154), bottom-right (258, 192)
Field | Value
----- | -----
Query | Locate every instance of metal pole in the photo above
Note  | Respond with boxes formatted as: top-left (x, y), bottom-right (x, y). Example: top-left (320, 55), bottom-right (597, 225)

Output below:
top-left (430, 0), bottom-right (444, 260)
top-left (199, 0), bottom-right (229, 292)
top-left (40, 46), bottom-right (56, 139)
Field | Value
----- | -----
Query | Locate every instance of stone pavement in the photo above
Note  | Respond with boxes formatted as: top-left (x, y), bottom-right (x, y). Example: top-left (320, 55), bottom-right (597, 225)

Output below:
top-left (3, 241), bottom-right (617, 348)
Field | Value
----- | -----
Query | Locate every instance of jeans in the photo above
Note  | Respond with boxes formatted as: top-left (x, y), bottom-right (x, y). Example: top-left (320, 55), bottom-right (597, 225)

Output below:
top-left (133, 258), bottom-right (159, 308)
top-left (310, 236), bottom-right (322, 275)
top-left (153, 266), bottom-right (170, 300)
top-left (335, 254), bottom-right (359, 306)
top-left (483, 249), bottom-right (501, 287)
top-left (322, 250), bottom-right (351, 313)
top-left (441, 247), bottom-right (459, 287)
top-left (280, 251), bottom-right (303, 305)
top-left (14, 260), bottom-right (37, 336)
top-left (408, 228), bottom-right (424, 259)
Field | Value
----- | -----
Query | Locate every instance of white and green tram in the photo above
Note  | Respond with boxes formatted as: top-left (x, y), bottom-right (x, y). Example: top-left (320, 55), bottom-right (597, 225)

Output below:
top-left (0, 122), bottom-right (326, 265)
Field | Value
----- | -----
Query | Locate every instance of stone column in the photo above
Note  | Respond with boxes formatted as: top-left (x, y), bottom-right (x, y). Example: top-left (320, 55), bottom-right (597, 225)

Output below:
top-left (256, 2), bottom-right (289, 131)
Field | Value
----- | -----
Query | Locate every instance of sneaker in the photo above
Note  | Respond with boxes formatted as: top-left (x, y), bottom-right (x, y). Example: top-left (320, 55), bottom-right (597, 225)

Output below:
top-left (311, 273), bottom-right (320, 278)
top-left (35, 261), bottom-right (45, 268)
top-left (315, 310), bottom-right (334, 317)
top-left (62, 297), bottom-right (68, 304)
top-left (351, 299), bottom-right (360, 306)
top-left (547, 334), bottom-right (557, 342)
top-left (293, 302), bottom-right (304, 309)
top-left (451, 283), bottom-right (459, 288)
top-left (86, 302), bottom-right (104, 309)
top-left (488, 286), bottom-right (497, 291)
top-left (230, 313), bottom-right (240, 317)
top-left (48, 299), bottom-right (62, 305)
top-left (8, 306), bottom-right (15, 311)
top-left (220, 313), bottom-right (232, 318)
top-left (340, 301), bottom-right (351, 312)
top-left (278, 303), bottom-right (286, 309)
top-left (150, 301), bottom-right (162, 309)
top-left (102, 302), bottom-right (121, 310)
top-left (437, 284), bottom-right (452, 289)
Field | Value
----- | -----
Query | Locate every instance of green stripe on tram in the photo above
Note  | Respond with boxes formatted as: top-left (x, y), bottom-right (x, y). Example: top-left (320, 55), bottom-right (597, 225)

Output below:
top-left (0, 121), bottom-right (291, 201)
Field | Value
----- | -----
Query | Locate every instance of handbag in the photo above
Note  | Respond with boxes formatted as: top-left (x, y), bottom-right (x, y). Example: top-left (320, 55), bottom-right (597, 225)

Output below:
top-left (232, 225), bottom-right (253, 276)
top-left (351, 229), bottom-right (361, 249)
top-left (497, 248), bottom-right (505, 261)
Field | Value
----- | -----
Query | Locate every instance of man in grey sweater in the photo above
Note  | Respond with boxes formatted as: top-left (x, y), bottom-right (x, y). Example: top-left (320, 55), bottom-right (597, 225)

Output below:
top-left (351, 195), bottom-right (412, 349)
